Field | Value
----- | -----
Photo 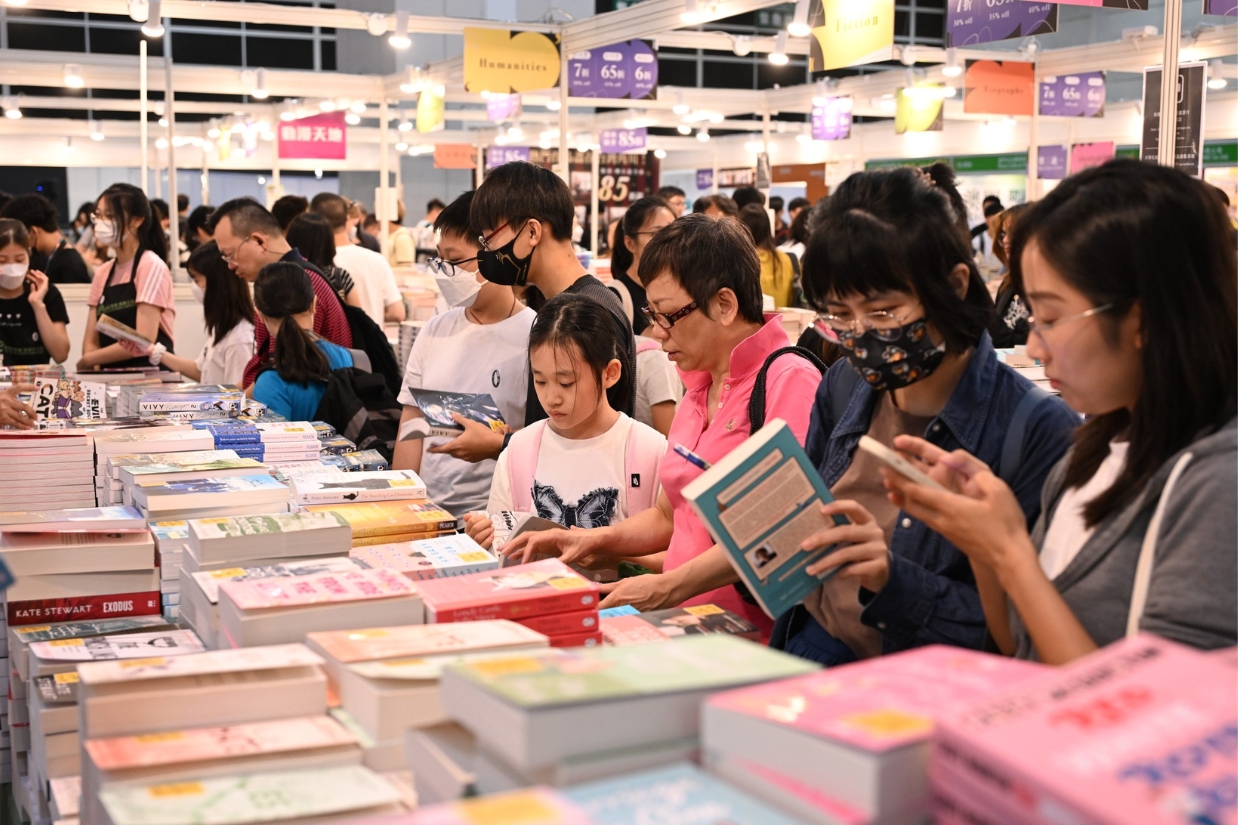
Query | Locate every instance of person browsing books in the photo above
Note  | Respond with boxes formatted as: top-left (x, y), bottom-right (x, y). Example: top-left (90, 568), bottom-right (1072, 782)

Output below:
top-left (152, 241), bottom-right (255, 386)
top-left (285, 211), bottom-right (362, 310)
top-left (310, 193), bottom-right (405, 327)
top-left (464, 293), bottom-right (666, 548)
top-left (250, 262), bottom-right (354, 421)
top-left (883, 161), bottom-right (1237, 664)
top-left (500, 215), bottom-right (823, 639)
top-left (0, 219), bottom-right (70, 366)
top-left (209, 197), bottom-right (352, 391)
top-left (0, 383), bottom-right (36, 428)
top-left (79, 183), bottom-right (177, 372)
top-left (391, 191), bottom-right (535, 518)
top-left (2, 193), bottom-right (91, 284)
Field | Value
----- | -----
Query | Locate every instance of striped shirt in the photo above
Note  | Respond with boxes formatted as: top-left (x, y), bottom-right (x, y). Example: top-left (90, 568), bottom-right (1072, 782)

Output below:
top-left (88, 250), bottom-right (177, 340)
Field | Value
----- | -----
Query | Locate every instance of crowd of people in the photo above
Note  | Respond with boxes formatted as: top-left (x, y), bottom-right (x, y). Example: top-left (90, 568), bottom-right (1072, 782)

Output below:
top-left (0, 157), bottom-right (1233, 668)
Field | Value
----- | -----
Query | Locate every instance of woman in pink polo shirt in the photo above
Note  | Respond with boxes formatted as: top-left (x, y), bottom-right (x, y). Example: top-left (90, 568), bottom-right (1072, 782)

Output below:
top-left (501, 215), bottom-right (822, 638)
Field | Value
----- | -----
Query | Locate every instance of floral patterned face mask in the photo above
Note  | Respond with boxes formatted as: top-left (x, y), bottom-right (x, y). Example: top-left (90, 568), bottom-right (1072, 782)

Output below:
top-left (836, 318), bottom-right (946, 391)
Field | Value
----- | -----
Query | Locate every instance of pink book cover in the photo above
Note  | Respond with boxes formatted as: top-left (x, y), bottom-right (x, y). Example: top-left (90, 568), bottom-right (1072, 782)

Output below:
top-left (416, 559), bottom-right (598, 623)
top-left (928, 754), bottom-right (1043, 825)
top-left (85, 715), bottom-right (356, 771)
top-left (517, 609), bottom-right (600, 637)
top-left (406, 787), bottom-right (594, 825)
top-left (218, 568), bottom-right (416, 611)
top-left (547, 630), bottom-right (603, 649)
top-left (936, 634), bottom-right (1238, 825)
top-left (306, 620), bottom-right (548, 664)
top-left (723, 757), bottom-right (873, 825)
top-left (707, 645), bottom-right (1045, 753)
top-left (601, 614), bottom-right (671, 646)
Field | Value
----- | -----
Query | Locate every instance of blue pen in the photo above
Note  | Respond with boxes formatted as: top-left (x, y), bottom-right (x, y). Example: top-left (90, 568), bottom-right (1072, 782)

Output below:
top-left (673, 443), bottom-right (711, 471)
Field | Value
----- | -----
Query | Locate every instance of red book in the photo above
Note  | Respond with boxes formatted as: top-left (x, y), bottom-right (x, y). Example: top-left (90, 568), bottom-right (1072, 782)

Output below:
top-left (547, 630), bottom-right (604, 649)
top-left (517, 609), bottom-right (600, 637)
top-left (416, 559), bottom-right (599, 623)
top-left (6, 591), bottom-right (161, 626)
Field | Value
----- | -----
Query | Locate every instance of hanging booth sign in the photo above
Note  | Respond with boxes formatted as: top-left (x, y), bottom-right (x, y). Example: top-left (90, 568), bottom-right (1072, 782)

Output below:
top-left (896, 84), bottom-right (945, 134)
top-left (463, 28), bottom-right (561, 93)
top-left (811, 96), bottom-right (853, 140)
top-left (947, 0), bottom-right (1057, 48)
top-left (599, 128), bottom-right (647, 153)
top-left (696, 169), bottom-right (714, 190)
top-left (417, 89), bottom-right (445, 133)
top-left (487, 146), bottom-right (532, 168)
top-left (1203, 0), bottom-right (1237, 15)
top-left (568, 41), bottom-right (658, 99)
top-left (1070, 141), bottom-right (1116, 173)
top-left (1045, 0), bottom-right (1147, 7)
top-left (963, 60), bottom-right (1035, 116)
top-left (1038, 145), bottom-right (1069, 179)
top-left (808, 0), bottom-right (896, 72)
top-left (756, 153), bottom-right (772, 190)
top-left (1039, 72), bottom-right (1106, 118)
top-left (717, 168), bottom-right (757, 187)
top-left (277, 111), bottom-right (347, 160)
top-left (1141, 62), bottom-right (1207, 177)
top-left (486, 94), bottom-right (522, 122)
top-left (434, 144), bottom-right (478, 170)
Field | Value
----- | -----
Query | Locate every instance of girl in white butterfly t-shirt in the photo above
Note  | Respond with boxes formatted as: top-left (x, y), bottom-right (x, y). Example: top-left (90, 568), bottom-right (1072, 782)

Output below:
top-left (465, 293), bottom-right (666, 550)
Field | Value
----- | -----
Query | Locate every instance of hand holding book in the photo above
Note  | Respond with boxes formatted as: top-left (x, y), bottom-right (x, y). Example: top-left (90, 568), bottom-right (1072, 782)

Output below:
top-left (800, 500), bottom-right (890, 593)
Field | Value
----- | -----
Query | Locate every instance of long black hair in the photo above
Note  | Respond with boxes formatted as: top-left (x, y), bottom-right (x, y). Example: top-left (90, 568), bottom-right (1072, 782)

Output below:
top-left (802, 167), bottom-right (993, 355)
top-left (529, 292), bottom-right (632, 415)
top-left (1011, 159), bottom-right (1237, 526)
top-left (97, 182), bottom-right (169, 267)
top-left (617, 196), bottom-right (672, 283)
top-left (285, 212), bottom-right (338, 273)
top-left (189, 240), bottom-right (253, 346)
top-left (253, 262), bottom-right (329, 386)
top-left (738, 203), bottom-right (784, 279)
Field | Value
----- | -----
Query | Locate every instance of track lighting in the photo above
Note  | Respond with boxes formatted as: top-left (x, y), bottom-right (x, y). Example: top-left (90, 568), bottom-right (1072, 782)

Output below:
top-left (390, 11), bottom-right (411, 49)
top-left (63, 64), bottom-right (84, 89)
top-left (140, 1), bottom-right (164, 37)
top-left (788, 0), bottom-right (811, 37)
top-left (769, 31), bottom-right (789, 65)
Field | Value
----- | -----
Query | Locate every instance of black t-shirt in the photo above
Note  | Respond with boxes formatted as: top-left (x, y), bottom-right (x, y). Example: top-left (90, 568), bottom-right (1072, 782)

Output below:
top-left (0, 281), bottom-right (69, 365)
top-left (31, 239), bottom-right (92, 285)
top-left (614, 271), bottom-right (650, 336)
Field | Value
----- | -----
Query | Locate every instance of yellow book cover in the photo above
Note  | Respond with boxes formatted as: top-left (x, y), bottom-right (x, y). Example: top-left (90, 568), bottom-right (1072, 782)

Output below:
top-left (303, 501), bottom-right (456, 538)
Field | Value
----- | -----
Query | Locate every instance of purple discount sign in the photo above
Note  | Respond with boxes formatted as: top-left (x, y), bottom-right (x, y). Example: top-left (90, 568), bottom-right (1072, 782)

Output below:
top-left (947, 0), bottom-right (1057, 47)
top-left (811, 96), bottom-right (853, 141)
top-left (1204, 0), bottom-right (1237, 14)
top-left (487, 146), bottom-right (531, 169)
top-left (486, 94), bottom-right (521, 122)
top-left (1039, 72), bottom-right (1106, 117)
top-left (599, 127), bottom-right (646, 153)
top-left (696, 169), bottom-right (714, 190)
top-left (1038, 145), bottom-right (1068, 179)
top-left (568, 40), bottom-right (657, 99)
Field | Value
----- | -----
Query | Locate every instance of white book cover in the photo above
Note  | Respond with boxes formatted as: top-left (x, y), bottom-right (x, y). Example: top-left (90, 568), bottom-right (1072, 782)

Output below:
top-left (253, 422), bottom-right (320, 442)
top-left (98, 764), bottom-right (400, 825)
top-left (29, 629), bottom-right (203, 662)
top-left (188, 512), bottom-right (350, 543)
top-left (290, 470), bottom-right (428, 504)
top-left (77, 642), bottom-right (322, 685)
top-left (191, 558), bottom-right (363, 605)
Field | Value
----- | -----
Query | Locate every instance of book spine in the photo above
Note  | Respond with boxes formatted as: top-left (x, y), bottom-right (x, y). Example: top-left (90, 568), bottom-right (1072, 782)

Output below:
top-left (515, 609), bottom-right (600, 636)
top-left (429, 589), bottom-right (599, 623)
top-left (349, 520), bottom-right (457, 539)
top-left (349, 530), bottom-right (455, 547)
top-left (295, 487), bottom-right (428, 505)
top-left (928, 757), bottom-right (1045, 825)
top-left (546, 630), bottom-right (603, 648)
top-left (6, 591), bottom-right (161, 626)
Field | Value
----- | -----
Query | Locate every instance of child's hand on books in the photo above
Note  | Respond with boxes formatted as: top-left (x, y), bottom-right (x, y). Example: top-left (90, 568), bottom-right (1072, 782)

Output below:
top-left (0, 384), bottom-right (37, 429)
top-left (462, 512), bottom-right (495, 550)
top-left (501, 526), bottom-right (596, 567)
top-left (427, 414), bottom-right (506, 463)
top-left (597, 574), bottom-right (679, 612)
top-left (802, 501), bottom-right (890, 593)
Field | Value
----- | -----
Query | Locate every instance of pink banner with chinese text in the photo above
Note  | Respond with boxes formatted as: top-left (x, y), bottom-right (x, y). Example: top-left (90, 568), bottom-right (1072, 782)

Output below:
top-left (278, 111), bottom-right (347, 160)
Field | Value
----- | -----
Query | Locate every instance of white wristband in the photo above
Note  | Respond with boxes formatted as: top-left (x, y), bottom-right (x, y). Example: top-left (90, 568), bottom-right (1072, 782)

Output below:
top-left (148, 342), bottom-right (167, 366)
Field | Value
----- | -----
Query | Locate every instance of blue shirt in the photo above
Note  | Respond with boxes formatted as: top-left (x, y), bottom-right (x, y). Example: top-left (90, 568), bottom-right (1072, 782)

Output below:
top-left (253, 339), bottom-right (353, 421)
top-left (775, 333), bottom-right (1081, 665)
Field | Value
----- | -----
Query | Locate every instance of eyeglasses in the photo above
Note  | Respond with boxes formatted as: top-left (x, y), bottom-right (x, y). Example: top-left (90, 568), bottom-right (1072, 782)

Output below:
top-left (220, 235), bottom-right (256, 265)
top-left (642, 301), bottom-right (698, 330)
top-left (477, 221), bottom-right (516, 251)
top-left (629, 225), bottom-right (672, 239)
top-left (814, 309), bottom-right (919, 343)
top-left (427, 257), bottom-right (478, 277)
top-left (1029, 303), bottom-right (1115, 341)
top-left (91, 212), bottom-right (113, 225)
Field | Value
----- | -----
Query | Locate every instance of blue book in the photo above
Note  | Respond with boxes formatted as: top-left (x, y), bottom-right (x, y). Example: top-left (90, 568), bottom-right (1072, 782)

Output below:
top-left (564, 763), bottom-right (802, 825)
top-left (598, 604), bottom-right (640, 618)
top-left (681, 419), bottom-right (847, 619)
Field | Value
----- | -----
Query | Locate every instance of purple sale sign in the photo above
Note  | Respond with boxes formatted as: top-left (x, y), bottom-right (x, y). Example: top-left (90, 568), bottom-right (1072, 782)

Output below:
top-left (1204, 0), bottom-right (1237, 14)
top-left (568, 40), bottom-right (657, 99)
top-left (1038, 145), bottom-right (1068, 179)
top-left (1039, 72), bottom-right (1106, 117)
top-left (947, 0), bottom-right (1057, 47)
top-left (486, 94), bottom-right (521, 122)
top-left (486, 146), bottom-right (530, 169)
top-left (696, 169), bottom-right (714, 190)
top-left (599, 127), bottom-right (647, 153)
top-left (811, 96), bottom-right (853, 141)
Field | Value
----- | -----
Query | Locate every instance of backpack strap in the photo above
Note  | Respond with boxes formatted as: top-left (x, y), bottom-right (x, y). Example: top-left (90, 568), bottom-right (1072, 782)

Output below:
top-left (996, 385), bottom-right (1052, 485)
top-left (748, 346), bottom-right (828, 433)
top-left (507, 420), bottom-right (548, 514)
top-left (1126, 451), bottom-right (1193, 638)
top-left (828, 361), bottom-right (863, 436)
top-left (623, 419), bottom-right (665, 515)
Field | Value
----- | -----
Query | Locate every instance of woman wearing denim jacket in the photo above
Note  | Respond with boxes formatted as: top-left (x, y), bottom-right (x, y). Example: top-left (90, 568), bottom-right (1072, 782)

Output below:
top-left (771, 167), bottom-right (1081, 666)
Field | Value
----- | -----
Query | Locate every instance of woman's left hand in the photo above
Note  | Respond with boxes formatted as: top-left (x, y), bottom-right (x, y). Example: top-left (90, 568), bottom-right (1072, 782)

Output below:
top-left (598, 574), bottom-right (679, 611)
top-left (25, 270), bottom-right (48, 309)
top-left (801, 500), bottom-right (891, 593)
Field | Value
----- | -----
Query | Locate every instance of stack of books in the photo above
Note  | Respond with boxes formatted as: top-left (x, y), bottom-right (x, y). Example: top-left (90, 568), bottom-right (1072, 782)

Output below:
top-left (93, 427), bottom-right (216, 503)
top-left (130, 473), bottom-right (292, 520)
top-left (149, 520), bottom-right (189, 620)
top-left (216, 567), bottom-right (424, 648)
top-left (135, 386), bottom-right (245, 419)
top-left (351, 534), bottom-right (499, 581)
top-left (182, 511), bottom-right (353, 575)
top-left (0, 432), bottom-right (97, 511)
top-left (700, 645), bottom-right (1046, 825)
top-left (417, 558), bottom-right (603, 648)
top-left (116, 453), bottom-right (265, 506)
top-left (436, 635), bottom-right (817, 795)
top-left (0, 507), bottom-right (161, 630)
top-left (931, 634), bottom-right (1238, 825)
top-left (320, 449), bottom-right (391, 473)
top-left (191, 420), bottom-right (323, 463)
top-left (100, 448), bottom-right (243, 506)
top-left (600, 604), bottom-right (761, 646)
top-left (302, 500), bottom-right (458, 547)
top-left (290, 469), bottom-right (428, 505)
top-left (0, 610), bottom-right (7, 785)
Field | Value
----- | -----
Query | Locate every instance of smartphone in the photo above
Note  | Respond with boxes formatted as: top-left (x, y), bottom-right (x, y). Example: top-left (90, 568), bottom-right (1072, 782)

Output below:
top-left (858, 436), bottom-right (948, 491)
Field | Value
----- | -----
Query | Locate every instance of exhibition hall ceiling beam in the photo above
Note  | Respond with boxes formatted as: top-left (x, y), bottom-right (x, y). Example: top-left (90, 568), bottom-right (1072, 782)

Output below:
top-left (561, 0), bottom-right (790, 54)
top-left (1035, 24), bottom-right (1237, 76)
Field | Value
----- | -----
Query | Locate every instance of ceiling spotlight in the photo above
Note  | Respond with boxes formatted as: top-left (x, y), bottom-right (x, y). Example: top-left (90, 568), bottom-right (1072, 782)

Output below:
top-left (398, 117), bottom-right (413, 132)
top-left (344, 112), bottom-right (361, 125)
top-left (251, 68), bottom-right (269, 100)
top-left (732, 35), bottom-right (752, 57)
top-left (677, 123), bottom-right (692, 135)
top-left (681, 0), bottom-right (707, 25)
top-left (943, 85), bottom-right (957, 98)
top-left (769, 31), bottom-right (790, 65)
top-left (279, 108), bottom-right (297, 122)
top-left (140, 0), bottom-right (164, 37)
top-left (796, 132), bottom-right (812, 144)
top-left (319, 100), bottom-right (337, 112)
top-left (708, 112), bottom-right (724, 124)
top-left (257, 176), bottom-right (267, 185)
top-left (696, 128), bottom-right (710, 142)
top-left (546, 99), bottom-right (561, 111)
top-left (314, 168), bottom-right (324, 179)
top-left (4, 99), bottom-right (22, 119)
top-left (366, 13), bottom-right (389, 37)
top-left (158, 116), bottom-right (169, 128)
top-left (89, 120), bottom-right (104, 141)
top-left (654, 148), bottom-right (667, 159)
top-left (787, 0), bottom-right (812, 37)
top-left (155, 137), bottom-right (169, 149)
top-left (673, 103), bottom-right (690, 115)
top-left (207, 125), bottom-right (222, 138)
top-left (389, 10), bottom-right (411, 49)
top-left (350, 101), bottom-right (366, 114)
top-left (127, 0), bottom-right (147, 21)
top-left (396, 140), bottom-right (409, 151)
top-left (942, 47), bottom-right (963, 78)
top-left (63, 64), bottom-right (84, 89)
top-left (1208, 59), bottom-right (1228, 90)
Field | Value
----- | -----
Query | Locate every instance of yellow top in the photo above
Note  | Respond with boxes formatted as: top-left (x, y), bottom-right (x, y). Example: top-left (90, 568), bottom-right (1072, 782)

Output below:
top-left (758, 248), bottom-right (795, 309)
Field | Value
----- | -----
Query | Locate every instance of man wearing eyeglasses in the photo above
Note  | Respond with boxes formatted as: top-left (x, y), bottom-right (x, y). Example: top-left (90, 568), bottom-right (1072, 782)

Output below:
top-left (208, 197), bottom-right (352, 391)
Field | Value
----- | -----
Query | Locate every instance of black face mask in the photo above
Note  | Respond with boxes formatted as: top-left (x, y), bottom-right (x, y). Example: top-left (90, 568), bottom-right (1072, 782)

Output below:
top-left (837, 319), bottom-right (946, 392)
top-left (477, 222), bottom-right (533, 287)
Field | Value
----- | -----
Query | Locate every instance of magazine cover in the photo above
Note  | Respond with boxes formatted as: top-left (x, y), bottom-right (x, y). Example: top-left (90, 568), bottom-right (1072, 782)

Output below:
top-left (400, 388), bottom-right (506, 440)
top-left (34, 376), bottom-right (107, 420)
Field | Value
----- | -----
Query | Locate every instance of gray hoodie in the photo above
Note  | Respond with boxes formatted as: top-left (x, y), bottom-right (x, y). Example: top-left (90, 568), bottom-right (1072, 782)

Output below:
top-left (1012, 417), bottom-right (1237, 660)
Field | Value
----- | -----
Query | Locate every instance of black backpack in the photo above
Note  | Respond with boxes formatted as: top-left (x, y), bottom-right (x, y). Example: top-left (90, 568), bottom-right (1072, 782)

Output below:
top-left (313, 367), bottom-right (403, 462)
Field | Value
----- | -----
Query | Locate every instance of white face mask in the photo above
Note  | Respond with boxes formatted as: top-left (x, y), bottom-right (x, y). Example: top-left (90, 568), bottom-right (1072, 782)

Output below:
top-left (348, 225), bottom-right (359, 242)
top-left (94, 221), bottom-right (121, 247)
top-left (571, 223), bottom-right (584, 244)
top-left (435, 271), bottom-right (483, 310)
top-left (190, 282), bottom-right (206, 304)
top-left (0, 262), bottom-right (27, 290)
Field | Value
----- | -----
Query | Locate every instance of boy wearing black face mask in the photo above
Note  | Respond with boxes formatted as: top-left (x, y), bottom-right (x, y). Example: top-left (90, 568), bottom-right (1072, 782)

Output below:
top-left (469, 162), bottom-right (637, 427)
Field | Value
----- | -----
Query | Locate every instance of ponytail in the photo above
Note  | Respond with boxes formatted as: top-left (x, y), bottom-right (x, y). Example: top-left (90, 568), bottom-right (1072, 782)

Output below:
top-left (529, 292), bottom-right (632, 414)
top-left (254, 261), bottom-right (329, 385)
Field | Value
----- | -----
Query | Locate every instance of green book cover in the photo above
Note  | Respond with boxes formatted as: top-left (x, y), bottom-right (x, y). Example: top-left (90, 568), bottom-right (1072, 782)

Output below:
top-left (447, 634), bottom-right (818, 708)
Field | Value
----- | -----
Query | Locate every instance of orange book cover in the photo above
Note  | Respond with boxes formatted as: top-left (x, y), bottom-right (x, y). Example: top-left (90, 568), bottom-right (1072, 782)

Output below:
top-left (302, 501), bottom-right (456, 538)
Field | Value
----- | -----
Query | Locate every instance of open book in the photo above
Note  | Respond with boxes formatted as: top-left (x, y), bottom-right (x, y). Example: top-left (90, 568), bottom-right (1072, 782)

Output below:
top-left (97, 314), bottom-right (153, 350)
